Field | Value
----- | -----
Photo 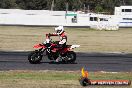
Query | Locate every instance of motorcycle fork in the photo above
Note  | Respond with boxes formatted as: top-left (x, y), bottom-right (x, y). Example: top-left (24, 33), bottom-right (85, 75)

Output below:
top-left (38, 48), bottom-right (45, 56)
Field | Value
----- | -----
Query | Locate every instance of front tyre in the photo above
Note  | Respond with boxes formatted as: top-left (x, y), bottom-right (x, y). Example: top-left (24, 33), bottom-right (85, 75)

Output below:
top-left (66, 51), bottom-right (76, 63)
top-left (28, 51), bottom-right (42, 64)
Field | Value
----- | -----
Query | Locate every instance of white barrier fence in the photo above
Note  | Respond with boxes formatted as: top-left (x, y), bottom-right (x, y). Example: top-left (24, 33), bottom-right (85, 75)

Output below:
top-left (0, 13), bottom-right (66, 26)
top-left (0, 9), bottom-right (119, 30)
top-left (0, 9), bottom-right (88, 26)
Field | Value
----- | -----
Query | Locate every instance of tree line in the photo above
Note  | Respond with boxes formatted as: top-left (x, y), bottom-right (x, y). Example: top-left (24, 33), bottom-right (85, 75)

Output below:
top-left (0, 0), bottom-right (132, 13)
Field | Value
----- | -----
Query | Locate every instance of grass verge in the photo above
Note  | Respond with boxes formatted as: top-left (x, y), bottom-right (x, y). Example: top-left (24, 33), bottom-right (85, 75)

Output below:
top-left (0, 70), bottom-right (131, 88)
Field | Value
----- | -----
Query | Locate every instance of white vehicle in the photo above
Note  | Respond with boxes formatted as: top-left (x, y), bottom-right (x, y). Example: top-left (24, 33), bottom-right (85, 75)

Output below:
top-left (115, 6), bottom-right (132, 27)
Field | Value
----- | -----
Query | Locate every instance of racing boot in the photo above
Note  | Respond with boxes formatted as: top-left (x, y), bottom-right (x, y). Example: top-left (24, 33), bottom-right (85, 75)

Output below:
top-left (55, 55), bottom-right (62, 62)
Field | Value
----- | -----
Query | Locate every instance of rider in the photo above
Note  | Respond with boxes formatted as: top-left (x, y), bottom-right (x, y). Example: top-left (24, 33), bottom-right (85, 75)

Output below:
top-left (45, 26), bottom-right (67, 62)
top-left (54, 26), bottom-right (67, 48)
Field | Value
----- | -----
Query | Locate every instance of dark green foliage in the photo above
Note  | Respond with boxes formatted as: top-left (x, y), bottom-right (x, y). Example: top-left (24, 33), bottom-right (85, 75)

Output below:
top-left (95, 4), bottom-right (103, 13)
top-left (0, 0), bottom-right (132, 13)
top-left (24, 0), bottom-right (48, 10)
top-left (0, 0), bottom-right (18, 9)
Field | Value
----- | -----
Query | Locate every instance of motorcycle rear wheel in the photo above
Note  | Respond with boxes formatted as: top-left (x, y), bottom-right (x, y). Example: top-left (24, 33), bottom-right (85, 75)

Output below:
top-left (28, 51), bottom-right (42, 64)
top-left (65, 51), bottom-right (76, 63)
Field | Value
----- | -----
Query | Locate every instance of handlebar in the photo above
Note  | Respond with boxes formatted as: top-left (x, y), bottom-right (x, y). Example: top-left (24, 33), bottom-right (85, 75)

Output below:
top-left (46, 33), bottom-right (58, 38)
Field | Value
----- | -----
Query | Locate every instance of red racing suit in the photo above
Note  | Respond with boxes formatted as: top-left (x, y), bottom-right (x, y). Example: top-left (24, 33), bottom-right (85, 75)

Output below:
top-left (46, 31), bottom-right (67, 49)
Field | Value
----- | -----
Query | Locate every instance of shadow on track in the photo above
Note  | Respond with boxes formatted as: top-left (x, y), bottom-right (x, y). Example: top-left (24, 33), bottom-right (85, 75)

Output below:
top-left (40, 61), bottom-right (78, 64)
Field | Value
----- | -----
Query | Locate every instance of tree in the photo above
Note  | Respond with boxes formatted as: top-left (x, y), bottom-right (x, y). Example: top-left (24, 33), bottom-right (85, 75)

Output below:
top-left (0, 0), bottom-right (18, 9)
top-left (95, 4), bottom-right (103, 13)
top-left (24, 0), bottom-right (48, 10)
top-left (124, 0), bottom-right (132, 5)
top-left (53, 0), bottom-right (82, 11)
top-left (16, 0), bottom-right (26, 9)
top-left (65, 0), bottom-right (82, 11)
top-left (0, 0), bottom-right (132, 12)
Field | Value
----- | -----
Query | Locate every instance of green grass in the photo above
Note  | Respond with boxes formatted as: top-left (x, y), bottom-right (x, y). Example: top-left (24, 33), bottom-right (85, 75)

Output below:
top-left (0, 71), bottom-right (78, 80)
top-left (0, 71), bottom-right (131, 88)
top-left (0, 71), bottom-right (131, 80)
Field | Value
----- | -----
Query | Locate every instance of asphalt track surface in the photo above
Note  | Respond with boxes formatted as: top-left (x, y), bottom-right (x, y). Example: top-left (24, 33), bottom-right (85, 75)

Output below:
top-left (0, 51), bottom-right (132, 72)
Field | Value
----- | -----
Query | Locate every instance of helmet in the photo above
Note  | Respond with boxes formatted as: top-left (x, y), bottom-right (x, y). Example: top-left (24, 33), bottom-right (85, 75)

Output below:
top-left (55, 26), bottom-right (64, 35)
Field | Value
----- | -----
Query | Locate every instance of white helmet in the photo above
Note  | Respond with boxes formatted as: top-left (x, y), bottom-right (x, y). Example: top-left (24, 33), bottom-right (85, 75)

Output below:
top-left (55, 26), bottom-right (64, 35)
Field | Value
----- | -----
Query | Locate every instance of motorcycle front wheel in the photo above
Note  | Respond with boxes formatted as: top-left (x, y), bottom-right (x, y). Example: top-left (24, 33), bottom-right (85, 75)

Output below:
top-left (28, 51), bottom-right (42, 64)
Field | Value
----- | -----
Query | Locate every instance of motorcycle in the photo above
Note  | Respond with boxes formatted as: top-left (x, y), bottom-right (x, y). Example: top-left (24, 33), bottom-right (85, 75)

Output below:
top-left (28, 33), bottom-right (80, 64)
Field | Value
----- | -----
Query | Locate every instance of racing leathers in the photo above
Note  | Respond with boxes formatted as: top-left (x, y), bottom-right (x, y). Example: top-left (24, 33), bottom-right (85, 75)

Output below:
top-left (50, 31), bottom-right (67, 48)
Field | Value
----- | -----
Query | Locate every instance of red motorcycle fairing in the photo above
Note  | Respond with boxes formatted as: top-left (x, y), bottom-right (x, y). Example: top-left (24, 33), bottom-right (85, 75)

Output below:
top-left (33, 44), bottom-right (46, 49)
top-left (59, 45), bottom-right (72, 54)
top-left (51, 43), bottom-right (57, 47)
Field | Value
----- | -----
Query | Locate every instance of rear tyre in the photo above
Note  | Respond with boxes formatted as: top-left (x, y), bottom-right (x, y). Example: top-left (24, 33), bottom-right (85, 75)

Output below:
top-left (66, 51), bottom-right (76, 63)
top-left (28, 51), bottom-right (42, 64)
